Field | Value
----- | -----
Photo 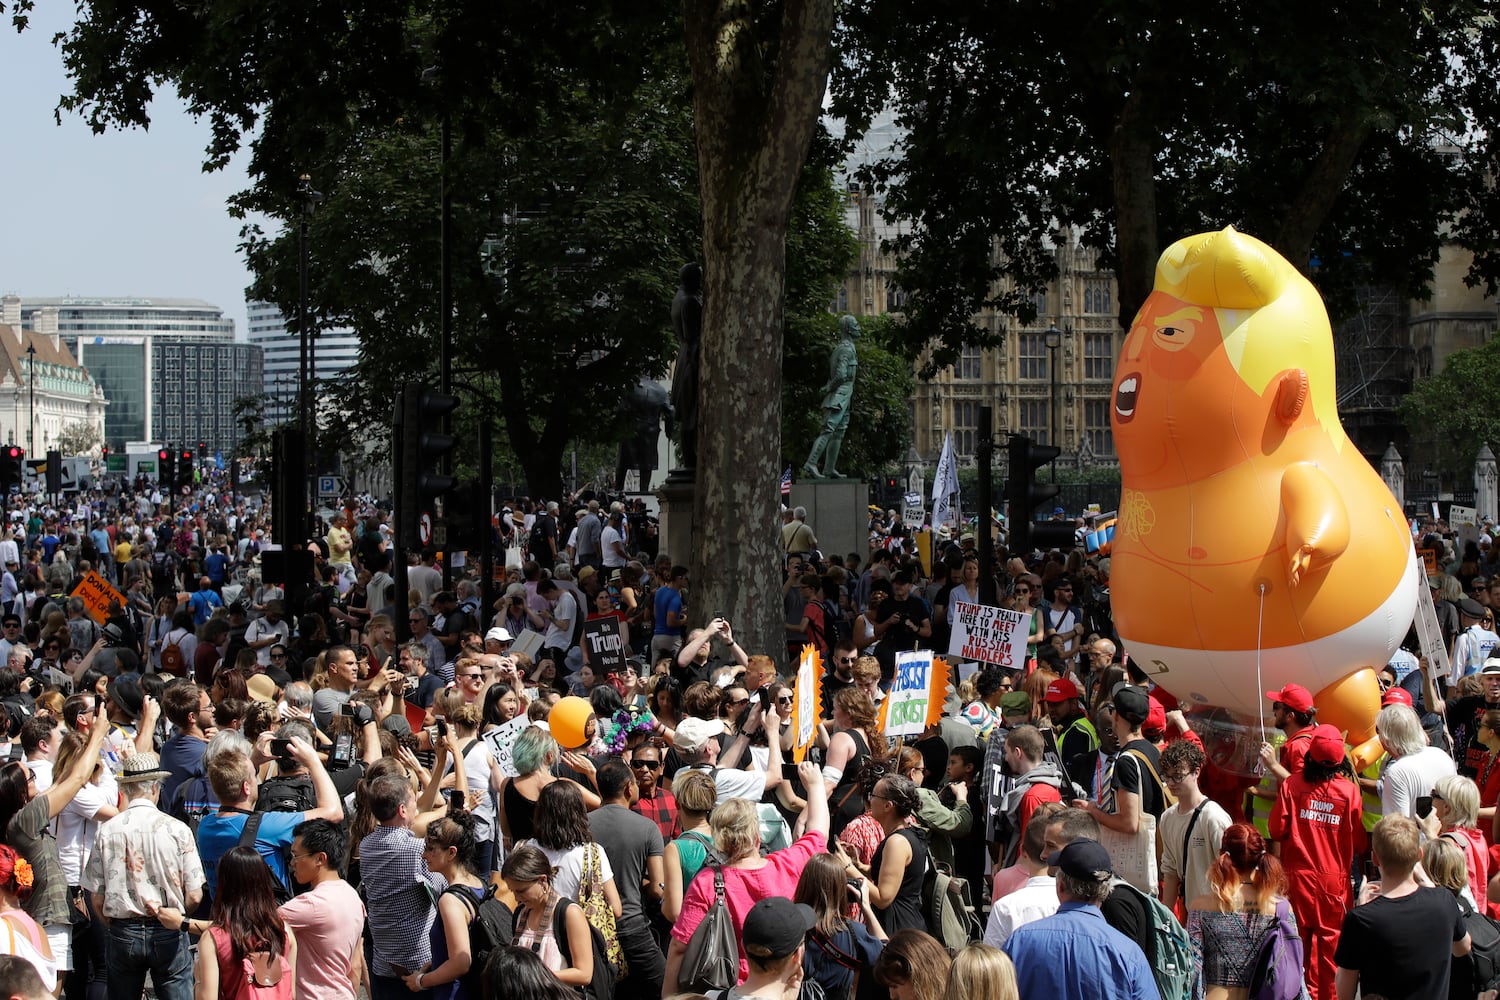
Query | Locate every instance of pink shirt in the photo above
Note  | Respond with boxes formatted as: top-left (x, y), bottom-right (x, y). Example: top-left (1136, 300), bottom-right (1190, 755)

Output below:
top-left (278, 879), bottom-right (366, 1000)
top-left (671, 830), bottom-right (828, 982)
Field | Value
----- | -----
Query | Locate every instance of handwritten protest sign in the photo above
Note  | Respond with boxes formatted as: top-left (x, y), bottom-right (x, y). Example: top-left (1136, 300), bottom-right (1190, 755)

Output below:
top-left (884, 650), bottom-right (947, 738)
top-left (483, 716), bottom-right (531, 777)
top-left (790, 645), bottom-right (822, 763)
top-left (582, 617), bottom-right (627, 676)
top-left (71, 570), bottom-right (125, 624)
top-left (947, 600), bottom-right (1029, 669)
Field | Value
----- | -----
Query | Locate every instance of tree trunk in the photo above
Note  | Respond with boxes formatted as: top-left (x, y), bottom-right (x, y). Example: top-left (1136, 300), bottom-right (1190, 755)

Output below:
top-left (683, 0), bottom-right (834, 668)
top-left (1271, 115), bottom-right (1372, 273)
top-left (1108, 90), bottom-right (1160, 332)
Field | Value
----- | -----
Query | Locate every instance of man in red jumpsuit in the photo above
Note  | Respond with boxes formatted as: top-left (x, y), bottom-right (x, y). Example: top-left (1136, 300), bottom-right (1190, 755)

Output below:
top-left (1269, 723), bottom-right (1366, 1000)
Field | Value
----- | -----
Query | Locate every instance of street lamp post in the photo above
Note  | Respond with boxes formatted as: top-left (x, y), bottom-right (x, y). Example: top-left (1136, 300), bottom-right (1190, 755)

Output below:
top-left (1044, 325), bottom-right (1062, 481)
top-left (26, 344), bottom-right (36, 457)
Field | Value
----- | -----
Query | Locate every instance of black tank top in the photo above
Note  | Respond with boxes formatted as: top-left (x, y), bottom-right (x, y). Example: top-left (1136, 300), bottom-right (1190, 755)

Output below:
top-left (503, 780), bottom-right (540, 842)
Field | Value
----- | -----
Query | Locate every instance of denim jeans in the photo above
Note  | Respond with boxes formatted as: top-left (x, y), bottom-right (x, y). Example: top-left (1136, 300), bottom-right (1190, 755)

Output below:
top-left (105, 921), bottom-right (192, 1000)
top-left (618, 913), bottom-right (665, 998)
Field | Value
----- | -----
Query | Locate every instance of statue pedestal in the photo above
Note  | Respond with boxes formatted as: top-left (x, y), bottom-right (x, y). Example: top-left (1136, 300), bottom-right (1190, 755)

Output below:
top-left (788, 479), bottom-right (870, 564)
top-left (656, 471), bottom-right (697, 567)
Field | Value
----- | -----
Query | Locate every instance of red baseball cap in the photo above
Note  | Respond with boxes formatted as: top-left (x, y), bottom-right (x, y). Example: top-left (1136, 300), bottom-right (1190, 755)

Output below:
top-left (1044, 678), bottom-right (1080, 703)
top-left (1144, 698), bottom-right (1167, 737)
top-left (1381, 686), bottom-right (1414, 708)
top-left (1266, 683), bottom-right (1314, 714)
top-left (1307, 724), bottom-right (1347, 767)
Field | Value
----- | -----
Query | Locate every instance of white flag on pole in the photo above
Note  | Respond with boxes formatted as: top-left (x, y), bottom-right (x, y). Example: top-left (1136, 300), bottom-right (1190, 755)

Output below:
top-left (932, 432), bottom-right (960, 528)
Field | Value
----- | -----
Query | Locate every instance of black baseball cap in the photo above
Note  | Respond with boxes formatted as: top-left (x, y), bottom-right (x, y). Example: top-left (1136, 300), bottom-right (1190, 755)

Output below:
top-left (1112, 685), bottom-right (1151, 724)
top-left (742, 898), bottom-right (815, 959)
top-left (1047, 839), bottom-right (1115, 881)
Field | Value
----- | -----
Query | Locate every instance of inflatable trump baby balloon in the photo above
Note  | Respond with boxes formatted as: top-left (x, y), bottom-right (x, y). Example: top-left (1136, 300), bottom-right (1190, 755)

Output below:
top-left (1109, 227), bottom-right (1419, 768)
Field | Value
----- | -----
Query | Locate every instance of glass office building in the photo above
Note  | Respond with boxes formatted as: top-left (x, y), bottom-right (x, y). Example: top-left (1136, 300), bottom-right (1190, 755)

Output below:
top-left (17, 297), bottom-right (262, 456)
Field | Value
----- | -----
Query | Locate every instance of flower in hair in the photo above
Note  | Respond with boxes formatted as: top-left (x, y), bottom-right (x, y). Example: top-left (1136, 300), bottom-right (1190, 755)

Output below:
top-left (604, 709), bottom-right (655, 755)
top-left (12, 857), bottom-right (33, 891)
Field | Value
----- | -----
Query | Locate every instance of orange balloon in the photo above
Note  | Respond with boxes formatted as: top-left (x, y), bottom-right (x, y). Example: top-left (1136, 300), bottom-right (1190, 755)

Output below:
top-left (1110, 228), bottom-right (1418, 768)
top-left (548, 697), bottom-right (595, 751)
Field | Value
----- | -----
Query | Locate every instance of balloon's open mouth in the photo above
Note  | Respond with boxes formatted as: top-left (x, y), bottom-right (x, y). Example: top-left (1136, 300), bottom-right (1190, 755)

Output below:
top-left (1115, 373), bottom-right (1139, 423)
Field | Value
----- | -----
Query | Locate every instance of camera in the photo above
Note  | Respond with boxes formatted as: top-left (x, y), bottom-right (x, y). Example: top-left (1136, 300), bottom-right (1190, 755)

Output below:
top-left (270, 738), bottom-right (293, 758)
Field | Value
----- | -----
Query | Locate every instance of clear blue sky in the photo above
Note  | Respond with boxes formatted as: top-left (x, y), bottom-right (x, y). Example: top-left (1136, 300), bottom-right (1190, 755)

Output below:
top-left (0, 5), bottom-right (259, 337)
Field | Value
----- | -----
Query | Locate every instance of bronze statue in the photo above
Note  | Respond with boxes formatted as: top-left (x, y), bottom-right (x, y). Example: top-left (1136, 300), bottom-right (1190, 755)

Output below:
top-left (802, 314), bottom-right (860, 478)
top-left (669, 262), bottom-right (703, 469)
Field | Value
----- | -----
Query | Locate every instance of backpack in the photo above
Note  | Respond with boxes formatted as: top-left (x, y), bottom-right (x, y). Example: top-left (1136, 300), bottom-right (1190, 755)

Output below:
top-left (678, 864), bottom-right (738, 994)
top-left (159, 632), bottom-right (187, 676)
top-left (255, 775), bottom-right (318, 815)
top-left (922, 856), bottom-right (982, 954)
top-left (1110, 879), bottom-right (1194, 1000)
top-left (1456, 894), bottom-right (1500, 995)
top-left (806, 600), bottom-right (839, 657)
top-left (1245, 897), bottom-right (1308, 1000)
top-left (443, 883), bottom-right (513, 998)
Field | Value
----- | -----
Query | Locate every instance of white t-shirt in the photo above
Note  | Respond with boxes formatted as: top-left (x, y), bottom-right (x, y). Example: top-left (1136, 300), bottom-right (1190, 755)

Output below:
top-left (681, 763), bottom-right (768, 806)
top-left (531, 842), bottom-right (614, 903)
top-left (1381, 746), bottom-right (1457, 820)
top-left (544, 591), bottom-right (577, 648)
top-left (1158, 797), bottom-right (1233, 904)
top-left (56, 782), bottom-right (114, 885)
top-left (245, 616), bottom-right (291, 667)
top-left (983, 874), bottom-right (1059, 948)
top-left (601, 526), bottom-right (627, 568)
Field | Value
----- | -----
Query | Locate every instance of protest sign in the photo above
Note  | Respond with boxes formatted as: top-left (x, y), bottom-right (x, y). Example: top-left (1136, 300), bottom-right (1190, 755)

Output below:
top-left (582, 616), bottom-right (627, 676)
top-left (484, 716), bottom-right (531, 777)
top-left (71, 570), bottom-right (125, 624)
top-left (1414, 563), bottom-right (1452, 680)
top-left (884, 649), bottom-right (947, 738)
top-left (947, 600), bottom-right (1030, 669)
top-left (790, 645), bottom-right (822, 763)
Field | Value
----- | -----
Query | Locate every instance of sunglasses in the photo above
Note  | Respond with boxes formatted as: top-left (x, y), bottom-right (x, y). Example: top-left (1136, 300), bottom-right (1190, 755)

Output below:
top-left (630, 759), bottom-right (660, 771)
top-left (726, 698), bottom-right (750, 708)
top-left (838, 656), bottom-right (857, 664)
top-left (777, 696), bottom-right (795, 705)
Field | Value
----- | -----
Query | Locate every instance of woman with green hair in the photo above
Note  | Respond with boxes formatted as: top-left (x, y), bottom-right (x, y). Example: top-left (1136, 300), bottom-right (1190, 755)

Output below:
top-left (494, 726), bottom-right (598, 853)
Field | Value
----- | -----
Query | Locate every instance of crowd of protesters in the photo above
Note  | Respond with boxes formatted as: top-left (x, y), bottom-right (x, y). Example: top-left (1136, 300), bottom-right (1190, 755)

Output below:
top-left (0, 473), bottom-right (1496, 1000)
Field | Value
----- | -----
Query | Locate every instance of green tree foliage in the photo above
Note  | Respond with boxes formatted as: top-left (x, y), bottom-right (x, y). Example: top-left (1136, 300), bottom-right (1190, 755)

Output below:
top-left (241, 74), bottom-right (701, 498)
top-left (831, 0), bottom-right (1499, 366)
top-left (1399, 334), bottom-right (1500, 474)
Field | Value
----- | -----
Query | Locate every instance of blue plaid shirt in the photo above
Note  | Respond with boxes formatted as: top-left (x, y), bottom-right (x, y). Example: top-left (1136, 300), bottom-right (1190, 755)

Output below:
top-left (359, 825), bottom-right (446, 977)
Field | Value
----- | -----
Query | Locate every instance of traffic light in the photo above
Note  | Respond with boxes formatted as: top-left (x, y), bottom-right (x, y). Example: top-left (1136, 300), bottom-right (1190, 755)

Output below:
top-left (0, 447), bottom-right (22, 495)
top-left (395, 382), bottom-right (460, 550)
top-left (179, 449), bottom-right (193, 491)
top-left (1005, 434), bottom-right (1073, 553)
top-left (45, 450), bottom-right (62, 495)
top-left (157, 448), bottom-right (174, 487)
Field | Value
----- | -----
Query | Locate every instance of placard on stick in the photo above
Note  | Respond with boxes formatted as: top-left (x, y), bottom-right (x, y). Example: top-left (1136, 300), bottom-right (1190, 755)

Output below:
top-left (582, 617), bottom-right (627, 676)
top-left (71, 570), bottom-right (125, 625)
top-left (884, 649), bottom-right (949, 738)
top-left (947, 600), bottom-right (1029, 669)
top-left (789, 645), bottom-right (822, 762)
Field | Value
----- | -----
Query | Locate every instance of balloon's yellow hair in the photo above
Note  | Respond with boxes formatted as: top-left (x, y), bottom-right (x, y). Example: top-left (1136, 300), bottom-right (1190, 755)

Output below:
top-left (1152, 227), bottom-right (1342, 449)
